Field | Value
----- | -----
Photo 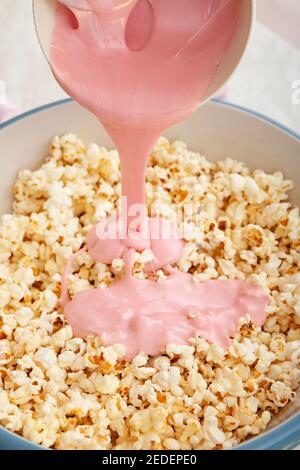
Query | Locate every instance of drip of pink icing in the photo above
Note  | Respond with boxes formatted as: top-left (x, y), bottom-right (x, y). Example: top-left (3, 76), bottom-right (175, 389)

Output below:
top-left (61, 249), bottom-right (268, 360)
top-left (51, 0), bottom-right (241, 226)
top-left (51, 1), bottom-right (268, 359)
top-left (87, 215), bottom-right (185, 271)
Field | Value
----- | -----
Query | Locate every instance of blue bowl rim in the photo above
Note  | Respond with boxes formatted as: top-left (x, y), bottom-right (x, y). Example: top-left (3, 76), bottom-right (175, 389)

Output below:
top-left (1, 96), bottom-right (300, 142)
top-left (0, 97), bottom-right (299, 450)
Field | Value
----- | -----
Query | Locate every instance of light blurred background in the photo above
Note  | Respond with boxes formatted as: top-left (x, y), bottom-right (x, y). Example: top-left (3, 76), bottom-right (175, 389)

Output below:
top-left (0, 0), bottom-right (299, 132)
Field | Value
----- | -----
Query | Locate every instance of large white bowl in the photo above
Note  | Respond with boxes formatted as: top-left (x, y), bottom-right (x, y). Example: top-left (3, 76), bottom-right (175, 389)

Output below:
top-left (0, 98), bottom-right (299, 450)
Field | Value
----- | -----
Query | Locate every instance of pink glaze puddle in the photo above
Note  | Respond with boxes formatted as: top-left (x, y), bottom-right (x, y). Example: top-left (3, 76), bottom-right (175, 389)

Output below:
top-left (61, 249), bottom-right (268, 360)
top-left (51, 1), bottom-right (269, 359)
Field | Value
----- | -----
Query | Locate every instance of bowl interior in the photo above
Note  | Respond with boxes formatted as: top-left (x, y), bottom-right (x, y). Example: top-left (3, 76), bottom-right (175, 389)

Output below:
top-left (0, 99), bottom-right (299, 450)
top-left (1, 99), bottom-right (300, 213)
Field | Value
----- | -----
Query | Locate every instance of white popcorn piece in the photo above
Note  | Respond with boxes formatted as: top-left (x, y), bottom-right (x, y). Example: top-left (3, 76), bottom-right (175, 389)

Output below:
top-left (215, 367), bottom-right (246, 397)
top-left (34, 348), bottom-right (57, 369)
top-left (163, 438), bottom-right (180, 450)
top-left (166, 344), bottom-right (195, 358)
top-left (153, 356), bottom-right (170, 370)
top-left (92, 374), bottom-right (120, 394)
top-left (15, 307), bottom-right (34, 327)
top-left (203, 415), bottom-right (226, 445)
top-left (86, 143), bottom-right (101, 168)
top-left (58, 350), bottom-right (76, 368)
top-left (230, 173), bottom-right (245, 193)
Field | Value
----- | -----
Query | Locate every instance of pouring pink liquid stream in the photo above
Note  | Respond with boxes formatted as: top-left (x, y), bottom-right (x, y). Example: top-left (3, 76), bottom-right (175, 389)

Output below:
top-left (51, 0), bottom-right (268, 360)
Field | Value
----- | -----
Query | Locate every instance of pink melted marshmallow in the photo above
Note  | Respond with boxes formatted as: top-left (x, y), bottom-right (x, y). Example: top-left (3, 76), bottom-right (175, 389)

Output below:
top-left (51, 0), bottom-right (268, 358)
top-left (61, 250), bottom-right (268, 360)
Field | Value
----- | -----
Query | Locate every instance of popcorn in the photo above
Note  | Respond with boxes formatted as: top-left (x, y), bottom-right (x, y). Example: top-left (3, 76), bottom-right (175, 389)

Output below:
top-left (92, 374), bottom-right (120, 394)
top-left (255, 347), bottom-right (276, 373)
top-left (15, 307), bottom-right (34, 327)
top-left (111, 258), bottom-right (124, 274)
top-left (187, 370), bottom-right (207, 394)
top-left (51, 326), bottom-right (73, 348)
top-left (129, 383), bottom-right (157, 406)
top-left (234, 339), bottom-right (258, 365)
top-left (132, 354), bottom-right (148, 367)
top-left (134, 367), bottom-right (156, 380)
top-left (101, 344), bottom-right (125, 366)
top-left (230, 173), bottom-right (245, 193)
top-left (206, 344), bottom-right (225, 365)
top-left (34, 348), bottom-right (57, 369)
top-left (58, 350), bottom-right (76, 368)
top-left (213, 367), bottom-right (246, 397)
top-left (86, 143), bottom-right (101, 169)
top-left (44, 290), bottom-right (58, 311)
top-left (64, 389), bottom-right (101, 417)
top-left (152, 366), bottom-right (181, 392)
top-left (223, 416), bottom-right (239, 432)
top-left (203, 415), bottom-right (226, 445)
top-left (0, 134), bottom-right (298, 450)
top-left (166, 344), bottom-right (194, 358)
top-left (163, 438), bottom-right (180, 450)
top-left (244, 176), bottom-right (260, 199)
top-left (153, 356), bottom-right (170, 370)
top-left (268, 381), bottom-right (295, 407)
